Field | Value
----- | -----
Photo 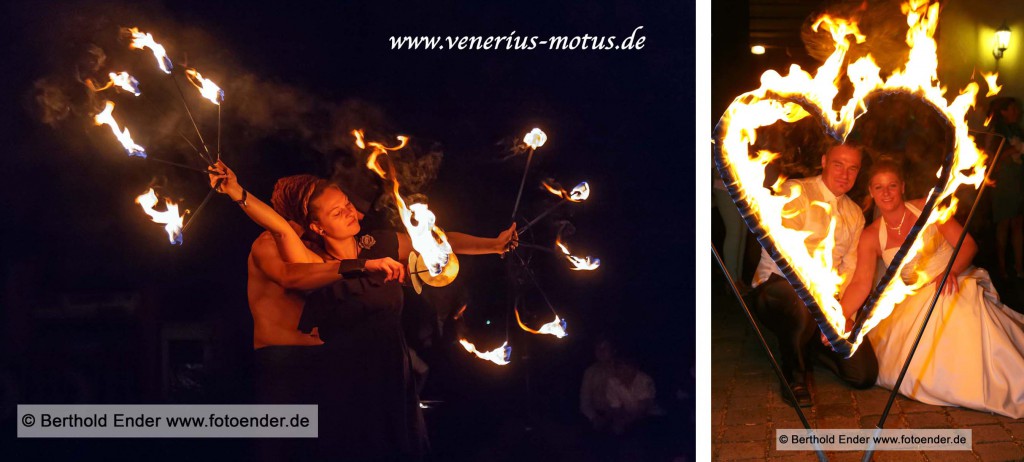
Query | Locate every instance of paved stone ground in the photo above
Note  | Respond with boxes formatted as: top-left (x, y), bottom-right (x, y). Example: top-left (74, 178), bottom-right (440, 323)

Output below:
top-left (710, 279), bottom-right (1024, 462)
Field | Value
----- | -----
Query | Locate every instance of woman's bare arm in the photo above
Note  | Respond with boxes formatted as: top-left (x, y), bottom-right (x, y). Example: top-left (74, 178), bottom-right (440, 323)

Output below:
top-left (397, 223), bottom-right (518, 258)
top-left (909, 199), bottom-right (976, 295)
top-left (840, 223), bottom-right (881, 331)
top-left (208, 161), bottom-right (318, 263)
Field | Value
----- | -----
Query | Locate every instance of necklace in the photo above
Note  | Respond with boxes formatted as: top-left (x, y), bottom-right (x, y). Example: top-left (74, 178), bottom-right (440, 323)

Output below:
top-left (884, 208), bottom-right (907, 235)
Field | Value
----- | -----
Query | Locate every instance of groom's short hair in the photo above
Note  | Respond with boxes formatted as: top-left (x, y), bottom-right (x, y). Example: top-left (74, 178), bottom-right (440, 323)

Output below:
top-left (825, 141), bottom-right (869, 160)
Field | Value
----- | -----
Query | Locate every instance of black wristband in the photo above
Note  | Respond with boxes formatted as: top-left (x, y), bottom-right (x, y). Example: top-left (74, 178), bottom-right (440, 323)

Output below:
top-left (337, 259), bottom-right (367, 278)
top-left (235, 189), bottom-right (248, 207)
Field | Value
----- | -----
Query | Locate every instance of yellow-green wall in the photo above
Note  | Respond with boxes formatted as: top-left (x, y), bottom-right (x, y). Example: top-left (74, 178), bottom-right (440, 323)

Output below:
top-left (938, 1), bottom-right (1024, 125)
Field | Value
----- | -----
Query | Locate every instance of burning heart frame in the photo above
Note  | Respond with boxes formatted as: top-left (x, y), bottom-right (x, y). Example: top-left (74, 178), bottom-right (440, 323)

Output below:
top-left (712, 1), bottom-right (991, 358)
top-left (714, 93), bottom-right (955, 358)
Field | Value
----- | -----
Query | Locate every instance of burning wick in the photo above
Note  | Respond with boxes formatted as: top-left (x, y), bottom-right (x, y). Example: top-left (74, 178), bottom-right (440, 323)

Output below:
top-left (88, 72), bottom-right (141, 95)
top-left (109, 72), bottom-right (141, 95)
top-left (459, 339), bottom-right (512, 366)
top-left (510, 128), bottom-right (547, 222)
top-left (94, 101), bottom-right (146, 158)
top-left (523, 128), bottom-right (547, 150)
top-left (554, 220), bottom-right (600, 270)
top-left (353, 130), bottom-right (456, 279)
top-left (545, 180), bottom-right (590, 202)
top-left (126, 27), bottom-right (173, 74)
top-left (185, 69), bottom-right (225, 105)
top-left (135, 188), bottom-right (185, 245)
top-left (406, 204), bottom-right (452, 277)
top-left (514, 307), bottom-right (567, 338)
top-left (555, 239), bottom-right (600, 271)
top-left (518, 180), bottom-right (590, 234)
top-left (514, 253), bottom-right (571, 336)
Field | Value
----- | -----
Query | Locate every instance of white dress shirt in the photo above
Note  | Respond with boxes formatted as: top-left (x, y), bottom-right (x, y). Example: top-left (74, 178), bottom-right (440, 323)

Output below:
top-left (606, 371), bottom-right (656, 414)
top-left (752, 175), bottom-right (865, 296)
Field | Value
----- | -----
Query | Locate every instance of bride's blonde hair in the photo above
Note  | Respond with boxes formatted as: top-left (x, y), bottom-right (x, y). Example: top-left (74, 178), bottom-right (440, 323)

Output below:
top-left (867, 155), bottom-right (904, 183)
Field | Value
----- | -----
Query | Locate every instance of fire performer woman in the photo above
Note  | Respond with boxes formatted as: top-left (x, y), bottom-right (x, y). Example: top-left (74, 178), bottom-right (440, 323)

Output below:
top-left (208, 161), bottom-right (516, 460)
top-left (840, 157), bottom-right (1024, 418)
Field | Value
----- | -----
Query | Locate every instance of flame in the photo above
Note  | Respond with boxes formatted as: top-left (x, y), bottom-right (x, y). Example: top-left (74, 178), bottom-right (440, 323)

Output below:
top-left (88, 72), bottom-right (141, 95)
top-left (185, 69), bottom-right (224, 105)
top-left (555, 240), bottom-right (601, 271)
top-left (514, 308), bottom-right (567, 338)
top-left (353, 130), bottom-right (453, 276)
top-left (542, 180), bottom-right (591, 202)
top-left (404, 204), bottom-right (454, 276)
top-left (523, 128), bottom-right (547, 149)
top-left (982, 71), bottom-right (1002, 97)
top-left (94, 101), bottom-right (146, 157)
top-left (716, 1), bottom-right (989, 352)
top-left (135, 188), bottom-right (185, 245)
top-left (109, 72), bottom-right (141, 95)
top-left (459, 339), bottom-right (511, 366)
top-left (353, 129), bottom-right (408, 177)
top-left (126, 27), bottom-right (173, 74)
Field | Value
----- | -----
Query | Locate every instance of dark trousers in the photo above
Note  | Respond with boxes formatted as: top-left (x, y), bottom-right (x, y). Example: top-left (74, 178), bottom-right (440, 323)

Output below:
top-left (253, 345), bottom-right (323, 404)
top-left (251, 346), bottom-right (322, 462)
top-left (752, 274), bottom-right (878, 389)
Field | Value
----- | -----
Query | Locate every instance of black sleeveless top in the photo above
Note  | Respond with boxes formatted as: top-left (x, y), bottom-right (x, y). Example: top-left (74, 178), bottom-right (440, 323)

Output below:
top-left (298, 230), bottom-right (403, 341)
top-left (298, 230), bottom-right (427, 459)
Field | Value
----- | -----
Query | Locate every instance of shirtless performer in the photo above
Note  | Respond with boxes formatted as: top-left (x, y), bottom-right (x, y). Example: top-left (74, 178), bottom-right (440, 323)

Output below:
top-left (249, 174), bottom-right (343, 350)
top-left (246, 174), bottom-right (367, 404)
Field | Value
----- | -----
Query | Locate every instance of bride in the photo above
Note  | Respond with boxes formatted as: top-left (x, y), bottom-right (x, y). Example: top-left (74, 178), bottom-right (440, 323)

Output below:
top-left (839, 156), bottom-right (1024, 418)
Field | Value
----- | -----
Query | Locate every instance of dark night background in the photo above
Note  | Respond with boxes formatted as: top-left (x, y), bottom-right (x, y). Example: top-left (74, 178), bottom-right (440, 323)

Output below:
top-left (0, 0), bottom-right (693, 460)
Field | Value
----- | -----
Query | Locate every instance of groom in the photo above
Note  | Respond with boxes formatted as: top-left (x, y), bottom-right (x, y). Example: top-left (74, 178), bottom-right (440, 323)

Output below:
top-left (749, 143), bottom-right (879, 408)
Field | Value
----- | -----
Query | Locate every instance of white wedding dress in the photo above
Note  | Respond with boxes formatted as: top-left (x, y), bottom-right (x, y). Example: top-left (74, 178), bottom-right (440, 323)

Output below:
top-left (867, 203), bottom-right (1024, 418)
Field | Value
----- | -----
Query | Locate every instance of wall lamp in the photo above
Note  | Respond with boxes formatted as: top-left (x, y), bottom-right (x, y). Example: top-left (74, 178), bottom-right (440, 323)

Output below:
top-left (995, 21), bottom-right (1011, 60)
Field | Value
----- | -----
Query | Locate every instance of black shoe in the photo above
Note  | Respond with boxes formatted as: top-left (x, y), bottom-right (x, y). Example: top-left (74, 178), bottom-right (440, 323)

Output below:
top-left (780, 382), bottom-right (813, 408)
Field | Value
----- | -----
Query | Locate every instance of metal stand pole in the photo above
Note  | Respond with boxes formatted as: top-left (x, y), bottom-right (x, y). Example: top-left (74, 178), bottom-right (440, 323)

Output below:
top-left (170, 73), bottom-right (214, 165)
top-left (144, 156), bottom-right (208, 174)
top-left (181, 187), bottom-right (217, 234)
top-left (510, 148), bottom-right (536, 222)
top-left (712, 242), bottom-right (826, 461)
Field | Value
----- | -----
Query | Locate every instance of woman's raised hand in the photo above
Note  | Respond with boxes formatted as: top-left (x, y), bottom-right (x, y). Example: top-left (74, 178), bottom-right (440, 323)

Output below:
top-left (207, 160), bottom-right (244, 200)
top-left (496, 223), bottom-right (518, 254)
top-left (365, 257), bottom-right (406, 283)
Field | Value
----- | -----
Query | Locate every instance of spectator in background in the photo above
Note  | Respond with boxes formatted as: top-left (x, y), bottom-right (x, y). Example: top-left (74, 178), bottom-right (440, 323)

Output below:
top-left (988, 97), bottom-right (1024, 279)
top-left (604, 352), bottom-right (656, 436)
top-left (580, 339), bottom-right (659, 462)
top-left (713, 168), bottom-right (748, 288)
top-left (580, 338), bottom-right (617, 431)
